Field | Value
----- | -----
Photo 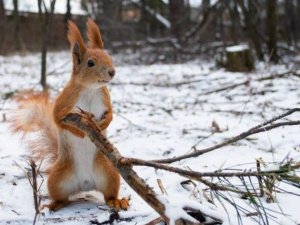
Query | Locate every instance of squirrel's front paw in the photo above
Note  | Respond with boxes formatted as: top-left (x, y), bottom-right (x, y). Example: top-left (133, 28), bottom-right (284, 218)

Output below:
top-left (77, 107), bottom-right (95, 119)
top-left (107, 198), bottom-right (129, 211)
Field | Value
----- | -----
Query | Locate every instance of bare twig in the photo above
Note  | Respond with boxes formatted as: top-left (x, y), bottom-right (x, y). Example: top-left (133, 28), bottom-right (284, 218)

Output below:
top-left (14, 159), bottom-right (43, 225)
top-left (30, 160), bottom-right (39, 225)
top-left (256, 159), bottom-right (264, 197)
top-left (29, 159), bottom-right (44, 225)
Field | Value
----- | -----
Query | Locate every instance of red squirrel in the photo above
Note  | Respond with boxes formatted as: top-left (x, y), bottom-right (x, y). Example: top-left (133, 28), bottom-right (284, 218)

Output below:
top-left (10, 19), bottom-right (129, 211)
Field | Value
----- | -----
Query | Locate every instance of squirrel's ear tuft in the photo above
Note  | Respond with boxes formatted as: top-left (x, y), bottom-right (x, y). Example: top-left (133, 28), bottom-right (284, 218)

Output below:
top-left (67, 20), bottom-right (86, 65)
top-left (86, 18), bottom-right (104, 49)
top-left (73, 41), bottom-right (81, 64)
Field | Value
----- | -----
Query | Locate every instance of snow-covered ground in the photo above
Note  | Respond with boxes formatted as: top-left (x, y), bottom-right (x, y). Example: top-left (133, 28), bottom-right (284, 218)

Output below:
top-left (0, 51), bottom-right (300, 225)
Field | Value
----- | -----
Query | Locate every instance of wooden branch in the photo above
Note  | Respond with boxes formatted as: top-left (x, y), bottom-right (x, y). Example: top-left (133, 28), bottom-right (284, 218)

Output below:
top-left (30, 160), bottom-right (39, 225)
top-left (202, 69), bottom-right (295, 95)
top-left (125, 157), bottom-right (295, 178)
top-left (60, 112), bottom-right (199, 225)
top-left (152, 108), bottom-right (300, 164)
top-left (112, 78), bottom-right (205, 87)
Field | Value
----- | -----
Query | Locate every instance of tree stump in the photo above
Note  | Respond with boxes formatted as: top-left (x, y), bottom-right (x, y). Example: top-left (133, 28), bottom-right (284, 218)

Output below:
top-left (225, 45), bottom-right (254, 72)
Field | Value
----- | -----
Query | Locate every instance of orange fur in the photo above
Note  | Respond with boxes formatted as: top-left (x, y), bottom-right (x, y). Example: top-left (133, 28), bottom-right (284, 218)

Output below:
top-left (86, 18), bottom-right (104, 49)
top-left (10, 19), bottom-right (127, 211)
top-left (67, 20), bottom-right (87, 54)
top-left (9, 92), bottom-right (58, 169)
top-left (53, 81), bottom-right (85, 138)
top-left (98, 87), bottom-right (113, 130)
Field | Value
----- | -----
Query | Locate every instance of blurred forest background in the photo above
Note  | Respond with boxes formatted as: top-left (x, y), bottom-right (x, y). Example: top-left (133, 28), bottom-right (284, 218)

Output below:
top-left (0, 0), bottom-right (300, 87)
top-left (1, 0), bottom-right (299, 59)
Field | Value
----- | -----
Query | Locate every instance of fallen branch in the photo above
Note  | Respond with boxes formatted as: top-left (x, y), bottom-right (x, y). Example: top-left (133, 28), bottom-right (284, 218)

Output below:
top-left (60, 112), bottom-right (200, 225)
top-left (126, 157), bottom-right (297, 178)
top-left (202, 69), bottom-right (295, 95)
top-left (152, 108), bottom-right (300, 164)
top-left (112, 78), bottom-right (205, 87)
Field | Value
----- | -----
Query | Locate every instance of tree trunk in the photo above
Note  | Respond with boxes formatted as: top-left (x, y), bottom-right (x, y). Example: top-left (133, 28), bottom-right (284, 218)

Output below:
top-left (186, 0), bottom-right (190, 24)
top-left (102, 0), bottom-right (122, 40)
top-left (169, 0), bottom-right (185, 37)
top-left (64, 0), bottom-right (71, 32)
top-left (284, 0), bottom-right (292, 45)
top-left (103, 0), bottom-right (122, 22)
top-left (38, 0), bottom-right (56, 90)
top-left (237, 0), bottom-right (264, 61)
top-left (266, 0), bottom-right (278, 63)
top-left (0, 0), bottom-right (5, 22)
top-left (285, 0), bottom-right (297, 46)
top-left (13, 0), bottom-right (21, 51)
top-left (201, 0), bottom-right (210, 12)
top-left (297, 0), bottom-right (300, 47)
top-left (141, 0), bottom-right (150, 36)
top-left (228, 0), bottom-right (240, 44)
top-left (41, 30), bottom-right (48, 90)
top-left (226, 45), bottom-right (254, 72)
top-left (248, 0), bottom-right (264, 61)
top-left (0, 0), bottom-right (6, 54)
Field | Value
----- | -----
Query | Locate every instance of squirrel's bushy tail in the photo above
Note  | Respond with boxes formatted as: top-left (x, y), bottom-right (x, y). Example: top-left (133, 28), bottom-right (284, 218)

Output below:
top-left (9, 92), bottom-right (58, 169)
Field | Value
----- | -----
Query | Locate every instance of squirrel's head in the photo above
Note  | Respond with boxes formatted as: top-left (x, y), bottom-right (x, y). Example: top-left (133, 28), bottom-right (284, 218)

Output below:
top-left (67, 18), bottom-right (115, 88)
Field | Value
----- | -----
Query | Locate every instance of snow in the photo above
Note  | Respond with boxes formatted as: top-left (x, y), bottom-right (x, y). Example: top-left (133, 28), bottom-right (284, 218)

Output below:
top-left (0, 51), bottom-right (300, 224)
top-left (158, 196), bottom-right (198, 225)
top-left (162, 0), bottom-right (219, 8)
top-left (226, 44), bottom-right (249, 52)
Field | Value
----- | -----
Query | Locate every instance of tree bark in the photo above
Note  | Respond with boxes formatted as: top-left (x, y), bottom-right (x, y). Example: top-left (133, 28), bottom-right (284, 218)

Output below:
top-left (285, 0), bottom-right (297, 46)
top-left (38, 0), bottom-right (56, 90)
top-left (141, 0), bottom-right (150, 36)
top-left (228, 0), bottom-right (240, 44)
top-left (266, 0), bottom-right (278, 63)
top-left (13, 0), bottom-right (21, 51)
top-left (226, 47), bottom-right (254, 72)
top-left (201, 0), bottom-right (210, 12)
top-left (237, 0), bottom-right (264, 61)
top-left (0, 0), bottom-right (6, 54)
top-left (103, 0), bottom-right (122, 22)
top-left (0, 0), bottom-right (4, 20)
top-left (64, 0), bottom-right (71, 32)
top-left (169, 0), bottom-right (185, 37)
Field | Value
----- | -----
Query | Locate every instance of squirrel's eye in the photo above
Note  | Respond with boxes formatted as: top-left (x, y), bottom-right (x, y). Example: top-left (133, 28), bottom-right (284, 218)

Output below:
top-left (87, 60), bottom-right (95, 67)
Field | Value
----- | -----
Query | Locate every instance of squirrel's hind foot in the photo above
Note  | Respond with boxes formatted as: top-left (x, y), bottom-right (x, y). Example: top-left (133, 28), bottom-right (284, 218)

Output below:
top-left (41, 200), bottom-right (70, 212)
top-left (107, 198), bottom-right (129, 211)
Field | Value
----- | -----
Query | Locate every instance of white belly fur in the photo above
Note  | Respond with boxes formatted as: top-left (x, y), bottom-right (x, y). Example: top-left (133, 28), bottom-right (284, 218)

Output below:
top-left (60, 88), bottom-right (107, 192)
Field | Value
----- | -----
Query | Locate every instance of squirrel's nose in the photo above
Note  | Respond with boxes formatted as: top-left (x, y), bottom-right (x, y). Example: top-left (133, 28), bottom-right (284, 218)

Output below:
top-left (108, 70), bottom-right (115, 77)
